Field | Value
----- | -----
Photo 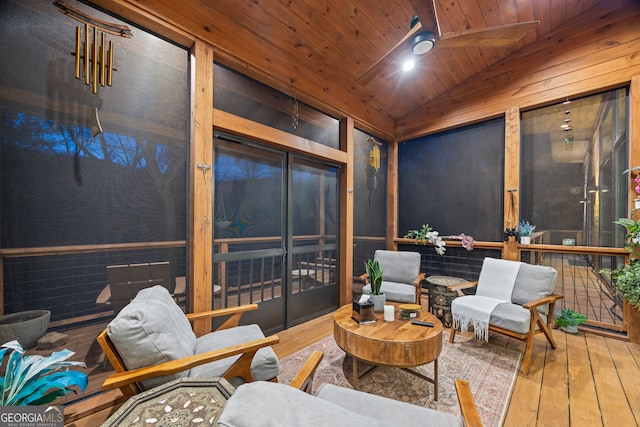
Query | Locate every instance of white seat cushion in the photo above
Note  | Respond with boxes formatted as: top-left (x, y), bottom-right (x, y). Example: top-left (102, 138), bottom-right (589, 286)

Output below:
top-left (362, 281), bottom-right (416, 303)
top-left (218, 381), bottom-right (391, 427)
top-left (190, 324), bottom-right (279, 381)
top-left (315, 383), bottom-right (462, 427)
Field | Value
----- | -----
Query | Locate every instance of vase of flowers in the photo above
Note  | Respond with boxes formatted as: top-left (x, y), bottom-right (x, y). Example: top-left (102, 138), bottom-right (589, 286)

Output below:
top-left (404, 224), bottom-right (474, 255)
top-left (634, 175), bottom-right (640, 209)
top-left (518, 220), bottom-right (536, 244)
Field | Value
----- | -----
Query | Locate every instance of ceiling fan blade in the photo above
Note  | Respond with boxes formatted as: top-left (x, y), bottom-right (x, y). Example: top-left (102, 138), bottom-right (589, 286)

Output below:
top-left (408, 0), bottom-right (441, 38)
top-left (436, 21), bottom-right (540, 48)
top-left (356, 22), bottom-right (423, 85)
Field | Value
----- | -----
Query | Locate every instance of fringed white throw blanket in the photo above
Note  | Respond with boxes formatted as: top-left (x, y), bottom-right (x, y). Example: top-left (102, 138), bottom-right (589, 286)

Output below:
top-left (452, 258), bottom-right (522, 341)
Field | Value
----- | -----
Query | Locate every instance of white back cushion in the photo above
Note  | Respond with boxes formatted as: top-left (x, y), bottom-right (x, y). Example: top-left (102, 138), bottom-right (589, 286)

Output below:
top-left (107, 285), bottom-right (196, 389)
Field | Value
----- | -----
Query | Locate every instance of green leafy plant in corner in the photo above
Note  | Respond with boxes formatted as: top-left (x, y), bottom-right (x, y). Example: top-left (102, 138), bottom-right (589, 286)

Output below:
top-left (555, 308), bottom-right (587, 328)
top-left (0, 340), bottom-right (88, 405)
top-left (605, 258), bottom-right (640, 310)
top-left (614, 217), bottom-right (640, 255)
top-left (364, 259), bottom-right (383, 295)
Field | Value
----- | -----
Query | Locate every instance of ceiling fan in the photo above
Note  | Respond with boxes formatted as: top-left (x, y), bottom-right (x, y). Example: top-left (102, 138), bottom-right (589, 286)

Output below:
top-left (357, 0), bottom-right (539, 84)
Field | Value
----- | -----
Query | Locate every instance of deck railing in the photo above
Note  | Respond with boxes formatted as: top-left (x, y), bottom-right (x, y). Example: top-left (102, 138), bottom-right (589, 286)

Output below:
top-left (519, 243), bottom-right (629, 334)
top-left (0, 238), bottom-right (632, 336)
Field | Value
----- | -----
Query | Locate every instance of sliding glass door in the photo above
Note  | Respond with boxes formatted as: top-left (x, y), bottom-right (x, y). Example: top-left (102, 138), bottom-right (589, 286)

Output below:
top-left (213, 134), bottom-right (339, 333)
top-left (288, 157), bottom-right (339, 326)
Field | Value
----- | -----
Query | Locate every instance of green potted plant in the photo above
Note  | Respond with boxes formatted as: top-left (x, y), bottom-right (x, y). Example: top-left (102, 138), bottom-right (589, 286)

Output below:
top-left (364, 259), bottom-right (385, 312)
top-left (518, 220), bottom-right (536, 244)
top-left (555, 308), bottom-right (587, 333)
top-left (614, 217), bottom-right (640, 255)
top-left (601, 214), bottom-right (640, 344)
top-left (608, 258), bottom-right (640, 310)
top-left (622, 167), bottom-right (640, 209)
top-left (0, 340), bottom-right (88, 405)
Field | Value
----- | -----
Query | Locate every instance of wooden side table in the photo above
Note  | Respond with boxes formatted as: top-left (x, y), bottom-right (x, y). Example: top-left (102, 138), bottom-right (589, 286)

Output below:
top-left (102, 377), bottom-right (235, 426)
top-left (426, 276), bottom-right (468, 327)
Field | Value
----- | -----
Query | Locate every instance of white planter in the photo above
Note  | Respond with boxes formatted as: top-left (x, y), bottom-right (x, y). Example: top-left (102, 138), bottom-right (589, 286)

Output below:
top-left (560, 325), bottom-right (579, 334)
top-left (368, 293), bottom-right (386, 313)
top-left (635, 199), bottom-right (640, 209)
top-left (520, 236), bottom-right (531, 244)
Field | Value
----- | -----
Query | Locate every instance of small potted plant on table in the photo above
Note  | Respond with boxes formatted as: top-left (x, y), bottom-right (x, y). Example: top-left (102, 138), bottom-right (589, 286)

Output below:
top-left (364, 259), bottom-right (385, 312)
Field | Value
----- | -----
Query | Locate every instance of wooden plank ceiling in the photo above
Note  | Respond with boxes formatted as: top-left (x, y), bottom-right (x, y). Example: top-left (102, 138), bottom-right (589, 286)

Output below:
top-left (108, 0), bottom-right (608, 140)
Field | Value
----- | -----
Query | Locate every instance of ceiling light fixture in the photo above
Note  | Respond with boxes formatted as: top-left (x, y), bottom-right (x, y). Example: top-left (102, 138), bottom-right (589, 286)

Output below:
top-left (411, 31), bottom-right (436, 55)
top-left (402, 57), bottom-right (416, 71)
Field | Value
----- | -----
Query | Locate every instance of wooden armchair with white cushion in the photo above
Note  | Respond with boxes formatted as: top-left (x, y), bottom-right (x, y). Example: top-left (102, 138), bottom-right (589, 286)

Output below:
top-left (360, 250), bottom-right (424, 304)
top-left (449, 257), bottom-right (562, 375)
top-left (96, 285), bottom-right (279, 398)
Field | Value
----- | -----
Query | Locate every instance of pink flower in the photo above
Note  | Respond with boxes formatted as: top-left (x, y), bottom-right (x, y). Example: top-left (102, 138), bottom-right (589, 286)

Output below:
top-left (635, 176), bottom-right (640, 195)
top-left (444, 234), bottom-right (475, 251)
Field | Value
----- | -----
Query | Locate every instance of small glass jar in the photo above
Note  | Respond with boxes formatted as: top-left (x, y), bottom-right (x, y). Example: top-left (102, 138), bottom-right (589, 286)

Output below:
top-left (398, 303), bottom-right (421, 319)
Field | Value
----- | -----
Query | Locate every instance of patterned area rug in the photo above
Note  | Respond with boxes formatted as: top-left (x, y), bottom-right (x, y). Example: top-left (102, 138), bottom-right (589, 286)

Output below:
top-left (278, 330), bottom-right (522, 427)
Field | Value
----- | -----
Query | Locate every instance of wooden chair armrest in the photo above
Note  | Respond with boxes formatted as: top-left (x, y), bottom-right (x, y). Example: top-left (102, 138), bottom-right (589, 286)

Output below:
top-left (522, 294), bottom-right (564, 310)
top-left (448, 281), bottom-right (478, 296)
top-left (358, 272), bottom-right (369, 284)
top-left (102, 334), bottom-right (279, 391)
top-left (448, 281), bottom-right (478, 291)
top-left (185, 303), bottom-right (258, 321)
top-left (413, 272), bottom-right (426, 287)
top-left (186, 303), bottom-right (259, 330)
top-left (288, 351), bottom-right (324, 393)
top-left (455, 379), bottom-right (483, 427)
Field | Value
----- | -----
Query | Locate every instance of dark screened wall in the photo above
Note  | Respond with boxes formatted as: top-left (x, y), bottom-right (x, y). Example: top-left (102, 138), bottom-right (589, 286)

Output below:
top-left (398, 119), bottom-right (505, 242)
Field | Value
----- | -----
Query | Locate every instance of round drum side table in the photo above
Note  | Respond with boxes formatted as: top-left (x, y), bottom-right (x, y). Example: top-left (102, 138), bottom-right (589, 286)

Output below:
top-left (425, 276), bottom-right (468, 328)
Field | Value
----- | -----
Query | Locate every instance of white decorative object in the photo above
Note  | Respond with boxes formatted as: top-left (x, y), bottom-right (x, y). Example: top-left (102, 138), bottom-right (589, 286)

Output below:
top-left (521, 236), bottom-right (531, 244)
top-left (383, 305), bottom-right (394, 321)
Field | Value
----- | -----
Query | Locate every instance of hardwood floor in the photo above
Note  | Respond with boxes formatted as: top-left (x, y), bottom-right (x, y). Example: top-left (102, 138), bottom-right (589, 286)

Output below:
top-left (504, 328), bottom-right (640, 426)
top-left (271, 310), bottom-right (640, 427)
top-left (63, 307), bottom-right (640, 426)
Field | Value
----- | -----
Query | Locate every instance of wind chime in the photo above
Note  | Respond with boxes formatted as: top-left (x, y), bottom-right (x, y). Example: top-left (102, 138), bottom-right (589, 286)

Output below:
top-left (366, 136), bottom-right (381, 172)
top-left (54, 1), bottom-right (132, 136)
top-left (55, 1), bottom-right (132, 95)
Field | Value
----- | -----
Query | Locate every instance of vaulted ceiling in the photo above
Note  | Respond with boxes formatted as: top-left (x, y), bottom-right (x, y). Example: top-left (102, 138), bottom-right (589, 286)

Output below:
top-left (101, 0), bottom-right (613, 139)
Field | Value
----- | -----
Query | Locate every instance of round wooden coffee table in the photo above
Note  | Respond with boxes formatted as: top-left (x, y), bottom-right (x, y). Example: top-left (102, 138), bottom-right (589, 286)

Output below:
top-left (333, 302), bottom-right (443, 399)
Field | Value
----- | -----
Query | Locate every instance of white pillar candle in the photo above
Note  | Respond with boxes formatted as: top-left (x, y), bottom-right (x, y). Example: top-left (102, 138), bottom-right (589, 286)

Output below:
top-left (383, 305), bottom-right (394, 321)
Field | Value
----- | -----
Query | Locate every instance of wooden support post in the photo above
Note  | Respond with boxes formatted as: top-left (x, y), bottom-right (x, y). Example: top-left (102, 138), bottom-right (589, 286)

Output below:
top-left (504, 106), bottom-right (521, 261)
top-left (387, 140), bottom-right (399, 250)
top-left (189, 39), bottom-right (214, 335)
top-left (339, 117), bottom-right (354, 306)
